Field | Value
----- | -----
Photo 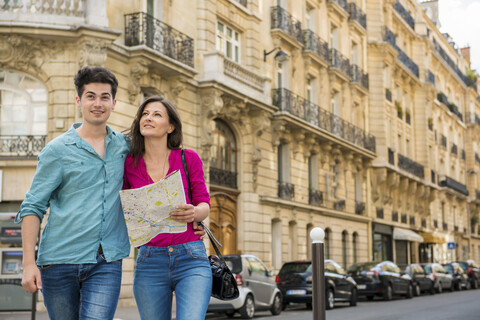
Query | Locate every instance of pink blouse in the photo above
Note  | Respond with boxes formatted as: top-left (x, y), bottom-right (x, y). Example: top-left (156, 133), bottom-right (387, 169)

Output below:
top-left (123, 148), bottom-right (210, 247)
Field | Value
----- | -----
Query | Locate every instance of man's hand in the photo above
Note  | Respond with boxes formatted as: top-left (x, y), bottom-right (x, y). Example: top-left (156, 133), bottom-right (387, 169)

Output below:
top-left (22, 263), bottom-right (42, 293)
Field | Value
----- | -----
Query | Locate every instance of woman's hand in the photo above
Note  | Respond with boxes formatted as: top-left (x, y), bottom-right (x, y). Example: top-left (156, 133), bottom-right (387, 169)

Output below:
top-left (193, 221), bottom-right (206, 239)
top-left (170, 204), bottom-right (196, 223)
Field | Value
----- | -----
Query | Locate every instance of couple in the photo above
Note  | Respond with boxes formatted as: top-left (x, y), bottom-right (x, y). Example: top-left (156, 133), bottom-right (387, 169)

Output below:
top-left (16, 67), bottom-right (212, 320)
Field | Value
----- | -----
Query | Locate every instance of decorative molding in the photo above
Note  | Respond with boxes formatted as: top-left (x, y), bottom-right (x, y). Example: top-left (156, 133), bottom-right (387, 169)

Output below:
top-left (78, 39), bottom-right (110, 68)
top-left (128, 62), bottom-right (150, 104)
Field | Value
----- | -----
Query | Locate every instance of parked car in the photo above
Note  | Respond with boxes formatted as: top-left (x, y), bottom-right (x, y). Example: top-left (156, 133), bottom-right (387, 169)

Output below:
top-left (276, 260), bottom-right (357, 310)
top-left (207, 254), bottom-right (282, 319)
top-left (443, 262), bottom-right (470, 291)
top-left (347, 261), bottom-right (413, 301)
top-left (421, 263), bottom-right (453, 293)
top-left (457, 260), bottom-right (480, 289)
top-left (402, 263), bottom-right (435, 296)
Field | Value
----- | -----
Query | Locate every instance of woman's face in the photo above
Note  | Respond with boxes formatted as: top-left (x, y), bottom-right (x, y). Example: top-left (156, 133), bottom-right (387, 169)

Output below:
top-left (139, 101), bottom-right (174, 138)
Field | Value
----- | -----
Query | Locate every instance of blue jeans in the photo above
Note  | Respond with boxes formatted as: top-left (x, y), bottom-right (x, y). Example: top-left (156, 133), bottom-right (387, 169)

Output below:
top-left (134, 241), bottom-right (212, 320)
top-left (39, 251), bottom-right (122, 320)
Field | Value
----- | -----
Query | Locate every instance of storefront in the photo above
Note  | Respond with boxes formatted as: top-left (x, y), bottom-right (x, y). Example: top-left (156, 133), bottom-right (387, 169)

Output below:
top-left (393, 227), bottom-right (423, 266)
top-left (373, 223), bottom-right (393, 261)
top-left (419, 232), bottom-right (446, 263)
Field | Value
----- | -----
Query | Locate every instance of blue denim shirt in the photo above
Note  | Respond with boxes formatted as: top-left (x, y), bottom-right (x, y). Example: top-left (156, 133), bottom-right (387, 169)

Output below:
top-left (16, 123), bottom-right (130, 265)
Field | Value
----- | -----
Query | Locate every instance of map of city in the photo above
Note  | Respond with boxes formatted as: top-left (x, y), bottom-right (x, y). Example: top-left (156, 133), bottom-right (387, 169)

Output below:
top-left (120, 170), bottom-right (187, 246)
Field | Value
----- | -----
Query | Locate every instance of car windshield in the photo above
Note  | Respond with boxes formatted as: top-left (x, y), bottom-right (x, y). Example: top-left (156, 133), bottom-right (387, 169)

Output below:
top-left (443, 265), bottom-right (453, 272)
top-left (348, 262), bottom-right (378, 272)
top-left (279, 262), bottom-right (311, 274)
top-left (423, 265), bottom-right (432, 273)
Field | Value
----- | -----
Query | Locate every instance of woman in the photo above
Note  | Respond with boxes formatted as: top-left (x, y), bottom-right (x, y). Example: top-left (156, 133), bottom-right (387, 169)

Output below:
top-left (123, 95), bottom-right (212, 320)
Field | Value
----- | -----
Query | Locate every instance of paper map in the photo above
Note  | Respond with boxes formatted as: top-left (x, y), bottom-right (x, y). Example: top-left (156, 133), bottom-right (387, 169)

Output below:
top-left (120, 170), bottom-right (187, 246)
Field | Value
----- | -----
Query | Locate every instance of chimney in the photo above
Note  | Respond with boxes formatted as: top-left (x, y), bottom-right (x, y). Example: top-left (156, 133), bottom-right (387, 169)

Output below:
top-left (461, 47), bottom-right (471, 65)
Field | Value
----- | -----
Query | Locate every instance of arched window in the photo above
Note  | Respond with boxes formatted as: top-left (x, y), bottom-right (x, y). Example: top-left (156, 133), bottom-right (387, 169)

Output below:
top-left (210, 119), bottom-right (237, 188)
top-left (324, 228), bottom-right (331, 259)
top-left (352, 232), bottom-right (358, 264)
top-left (342, 230), bottom-right (348, 269)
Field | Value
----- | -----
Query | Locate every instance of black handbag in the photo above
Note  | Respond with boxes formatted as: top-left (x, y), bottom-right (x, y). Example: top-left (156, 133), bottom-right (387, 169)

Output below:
top-left (181, 149), bottom-right (240, 300)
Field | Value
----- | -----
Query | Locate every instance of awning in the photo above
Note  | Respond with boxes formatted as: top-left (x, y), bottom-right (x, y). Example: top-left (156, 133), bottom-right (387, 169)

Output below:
top-left (393, 228), bottom-right (423, 242)
top-left (419, 232), bottom-right (446, 244)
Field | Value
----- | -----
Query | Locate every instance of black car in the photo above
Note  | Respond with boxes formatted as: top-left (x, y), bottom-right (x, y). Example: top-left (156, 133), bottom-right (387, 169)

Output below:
top-left (347, 261), bottom-right (413, 301)
top-left (402, 264), bottom-right (435, 296)
top-left (443, 262), bottom-right (470, 291)
top-left (457, 260), bottom-right (480, 289)
top-left (276, 260), bottom-right (357, 310)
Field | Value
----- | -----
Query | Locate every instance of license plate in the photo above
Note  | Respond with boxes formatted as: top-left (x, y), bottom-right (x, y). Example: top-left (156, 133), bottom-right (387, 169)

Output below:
top-left (286, 289), bottom-right (307, 295)
top-left (357, 284), bottom-right (367, 290)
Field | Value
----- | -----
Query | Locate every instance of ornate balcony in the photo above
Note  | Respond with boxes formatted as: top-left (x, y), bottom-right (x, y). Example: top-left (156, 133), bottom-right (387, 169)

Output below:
top-left (398, 153), bottom-right (425, 179)
top-left (270, 6), bottom-right (303, 44)
top-left (209, 167), bottom-right (237, 189)
top-left (383, 27), bottom-right (418, 78)
top-left (303, 30), bottom-right (329, 63)
top-left (348, 2), bottom-right (367, 29)
top-left (309, 189), bottom-right (323, 206)
top-left (432, 38), bottom-right (469, 87)
top-left (427, 70), bottom-right (435, 86)
top-left (328, 0), bottom-right (349, 14)
top-left (125, 12), bottom-right (194, 68)
top-left (272, 88), bottom-right (376, 153)
top-left (235, 0), bottom-right (247, 7)
top-left (350, 64), bottom-right (369, 90)
top-left (355, 201), bottom-right (365, 215)
top-left (439, 176), bottom-right (469, 196)
top-left (329, 48), bottom-right (351, 78)
top-left (393, 1), bottom-right (415, 30)
top-left (0, 135), bottom-right (46, 159)
top-left (278, 181), bottom-right (295, 200)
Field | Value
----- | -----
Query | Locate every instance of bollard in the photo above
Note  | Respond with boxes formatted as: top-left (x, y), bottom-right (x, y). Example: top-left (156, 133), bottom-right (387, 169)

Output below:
top-left (310, 227), bottom-right (325, 320)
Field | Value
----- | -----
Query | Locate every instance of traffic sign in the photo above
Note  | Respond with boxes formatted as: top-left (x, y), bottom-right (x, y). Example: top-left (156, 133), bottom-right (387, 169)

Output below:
top-left (447, 242), bottom-right (456, 250)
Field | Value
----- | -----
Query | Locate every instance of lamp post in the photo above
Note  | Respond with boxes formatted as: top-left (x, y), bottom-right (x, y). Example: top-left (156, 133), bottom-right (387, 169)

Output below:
top-left (310, 227), bottom-right (325, 320)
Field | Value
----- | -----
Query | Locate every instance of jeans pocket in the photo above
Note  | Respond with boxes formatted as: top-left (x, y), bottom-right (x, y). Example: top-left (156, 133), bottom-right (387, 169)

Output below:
top-left (188, 247), bottom-right (209, 261)
top-left (38, 265), bottom-right (52, 270)
top-left (136, 251), bottom-right (147, 266)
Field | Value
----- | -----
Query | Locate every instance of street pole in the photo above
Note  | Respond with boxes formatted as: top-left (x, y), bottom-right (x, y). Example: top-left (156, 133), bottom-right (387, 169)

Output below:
top-left (310, 227), bottom-right (325, 320)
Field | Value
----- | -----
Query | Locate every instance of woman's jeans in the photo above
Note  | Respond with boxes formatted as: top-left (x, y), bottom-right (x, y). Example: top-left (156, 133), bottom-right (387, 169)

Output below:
top-left (39, 250), bottom-right (122, 320)
top-left (134, 240), bottom-right (212, 320)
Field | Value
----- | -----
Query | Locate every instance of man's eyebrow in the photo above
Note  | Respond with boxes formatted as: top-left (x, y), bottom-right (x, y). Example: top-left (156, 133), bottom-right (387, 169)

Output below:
top-left (84, 91), bottom-right (112, 96)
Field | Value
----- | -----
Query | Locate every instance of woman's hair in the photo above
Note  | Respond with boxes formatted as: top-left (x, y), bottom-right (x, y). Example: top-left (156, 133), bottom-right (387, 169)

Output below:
top-left (127, 95), bottom-right (183, 164)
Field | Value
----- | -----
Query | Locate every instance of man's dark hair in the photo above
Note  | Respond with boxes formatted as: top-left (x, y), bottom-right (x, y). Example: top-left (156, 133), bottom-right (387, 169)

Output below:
top-left (74, 66), bottom-right (119, 99)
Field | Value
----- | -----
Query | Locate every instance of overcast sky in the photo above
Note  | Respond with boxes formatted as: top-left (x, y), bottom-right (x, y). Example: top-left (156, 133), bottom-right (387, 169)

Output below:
top-left (437, 0), bottom-right (480, 73)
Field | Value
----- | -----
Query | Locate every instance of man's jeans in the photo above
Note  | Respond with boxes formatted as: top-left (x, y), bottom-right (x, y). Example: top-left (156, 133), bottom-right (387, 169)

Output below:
top-left (39, 251), bottom-right (122, 320)
top-left (133, 241), bottom-right (212, 320)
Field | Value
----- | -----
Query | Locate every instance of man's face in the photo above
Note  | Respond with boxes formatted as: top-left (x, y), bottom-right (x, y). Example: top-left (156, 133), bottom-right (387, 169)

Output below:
top-left (75, 83), bottom-right (116, 126)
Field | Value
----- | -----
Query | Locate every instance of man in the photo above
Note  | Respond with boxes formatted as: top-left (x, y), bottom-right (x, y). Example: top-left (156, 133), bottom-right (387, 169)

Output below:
top-left (16, 66), bottom-right (130, 319)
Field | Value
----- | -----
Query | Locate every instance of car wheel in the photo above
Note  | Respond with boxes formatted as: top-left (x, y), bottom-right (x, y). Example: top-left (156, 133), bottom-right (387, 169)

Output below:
top-left (281, 302), bottom-right (288, 310)
top-left (225, 311), bottom-right (235, 318)
top-left (437, 282), bottom-right (443, 294)
top-left (325, 288), bottom-right (335, 310)
top-left (455, 281), bottom-right (461, 291)
top-left (449, 282), bottom-right (454, 292)
top-left (306, 302), bottom-right (312, 310)
top-left (366, 295), bottom-right (374, 301)
top-left (414, 284), bottom-right (421, 296)
top-left (239, 294), bottom-right (255, 319)
top-left (270, 293), bottom-right (282, 315)
top-left (405, 284), bottom-right (413, 299)
top-left (349, 288), bottom-right (357, 307)
top-left (383, 284), bottom-right (393, 301)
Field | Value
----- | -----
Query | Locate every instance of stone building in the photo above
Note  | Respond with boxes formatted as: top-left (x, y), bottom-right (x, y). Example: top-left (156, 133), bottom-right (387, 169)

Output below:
top-left (0, 0), bottom-right (479, 309)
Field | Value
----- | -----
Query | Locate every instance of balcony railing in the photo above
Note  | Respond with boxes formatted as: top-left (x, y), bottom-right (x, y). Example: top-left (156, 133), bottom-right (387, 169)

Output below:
top-left (348, 2), bottom-right (367, 29)
top-left (309, 189), bottom-right (323, 206)
top-left (303, 30), bottom-right (329, 63)
top-left (393, 1), bottom-right (415, 30)
top-left (451, 143), bottom-right (458, 156)
top-left (439, 176), bottom-right (469, 196)
top-left (432, 38), bottom-right (470, 87)
top-left (355, 201), bottom-right (365, 215)
top-left (388, 148), bottom-right (395, 165)
top-left (427, 70), bottom-right (435, 85)
top-left (383, 27), bottom-right (418, 78)
top-left (0, 135), bottom-right (46, 159)
top-left (351, 64), bottom-right (369, 89)
top-left (271, 6), bottom-right (303, 44)
top-left (376, 207), bottom-right (384, 219)
top-left (392, 211), bottom-right (398, 222)
top-left (209, 167), bottom-right (237, 189)
top-left (125, 12), bottom-right (194, 67)
top-left (329, 48), bottom-right (351, 78)
top-left (278, 181), bottom-right (295, 200)
top-left (272, 88), bottom-right (376, 152)
top-left (334, 199), bottom-right (346, 211)
top-left (398, 153), bottom-right (425, 179)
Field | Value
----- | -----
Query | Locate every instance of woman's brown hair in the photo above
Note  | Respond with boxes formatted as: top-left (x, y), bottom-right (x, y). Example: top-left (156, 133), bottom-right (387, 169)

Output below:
top-left (127, 95), bottom-right (183, 165)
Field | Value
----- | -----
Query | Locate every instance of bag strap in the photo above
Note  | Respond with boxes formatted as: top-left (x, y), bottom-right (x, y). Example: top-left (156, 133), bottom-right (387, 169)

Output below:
top-left (180, 149), bottom-right (224, 258)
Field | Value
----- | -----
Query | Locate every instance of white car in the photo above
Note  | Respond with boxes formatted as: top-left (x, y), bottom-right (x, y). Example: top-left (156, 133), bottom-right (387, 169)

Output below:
top-left (207, 254), bottom-right (282, 319)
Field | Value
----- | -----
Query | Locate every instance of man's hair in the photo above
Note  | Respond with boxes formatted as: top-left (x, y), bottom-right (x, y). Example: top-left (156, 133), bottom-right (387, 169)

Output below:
top-left (127, 95), bottom-right (183, 165)
top-left (74, 66), bottom-right (119, 99)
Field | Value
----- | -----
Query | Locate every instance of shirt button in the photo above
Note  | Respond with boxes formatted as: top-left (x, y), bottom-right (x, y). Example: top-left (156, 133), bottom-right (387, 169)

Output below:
top-left (168, 247), bottom-right (173, 252)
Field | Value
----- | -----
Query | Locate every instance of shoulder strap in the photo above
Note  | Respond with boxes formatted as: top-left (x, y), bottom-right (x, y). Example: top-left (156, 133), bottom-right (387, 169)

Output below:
top-left (180, 149), bottom-right (193, 203)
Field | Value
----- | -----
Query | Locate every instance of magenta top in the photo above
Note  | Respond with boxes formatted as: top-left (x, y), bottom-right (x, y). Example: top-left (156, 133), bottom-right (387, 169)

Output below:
top-left (123, 148), bottom-right (210, 247)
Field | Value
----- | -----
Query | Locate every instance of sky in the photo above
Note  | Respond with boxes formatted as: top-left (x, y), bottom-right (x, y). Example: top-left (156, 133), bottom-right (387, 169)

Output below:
top-left (437, 0), bottom-right (480, 73)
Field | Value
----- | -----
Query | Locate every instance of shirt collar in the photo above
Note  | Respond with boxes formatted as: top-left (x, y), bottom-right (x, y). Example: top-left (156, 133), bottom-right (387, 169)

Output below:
top-left (64, 123), bottom-right (116, 145)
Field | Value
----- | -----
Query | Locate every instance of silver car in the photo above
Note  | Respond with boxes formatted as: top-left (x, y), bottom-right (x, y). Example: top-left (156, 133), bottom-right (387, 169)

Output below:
top-left (207, 254), bottom-right (282, 319)
top-left (422, 263), bottom-right (453, 293)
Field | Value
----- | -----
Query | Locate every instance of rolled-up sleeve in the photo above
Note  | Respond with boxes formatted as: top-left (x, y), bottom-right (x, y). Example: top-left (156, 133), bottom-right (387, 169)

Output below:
top-left (15, 144), bottom-right (63, 223)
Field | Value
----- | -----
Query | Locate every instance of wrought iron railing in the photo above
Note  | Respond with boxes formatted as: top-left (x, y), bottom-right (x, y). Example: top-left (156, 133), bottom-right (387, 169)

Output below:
top-left (355, 201), bottom-right (365, 215)
top-left (334, 199), bottom-right (346, 211)
top-left (348, 2), bottom-right (367, 29)
top-left (0, 135), bottom-right (46, 158)
top-left (271, 6), bottom-right (303, 44)
top-left (278, 181), bottom-right (295, 200)
top-left (392, 211), bottom-right (398, 222)
top-left (385, 88), bottom-right (392, 102)
top-left (330, 48), bottom-right (351, 78)
top-left (376, 207), bottom-right (384, 219)
top-left (328, 0), bottom-right (348, 12)
top-left (427, 70), bottom-right (435, 85)
top-left (401, 213), bottom-right (407, 223)
top-left (272, 88), bottom-right (376, 152)
top-left (393, 1), bottom-right (415, 30)
top-left (439, 175), bottom-right (469, 196)
top-left (388, 148), bottom-right (395, 165)
top-left (432, 38), bottom-right (469, 87)
top-left (351, 64), bottom-right (369, 89)
top-left (209, 167), bottom-right (237, 189)
top-left (309, 188), bottom-right (323, 206)
top-left (303, 30), bottom-right (329, 63)
top-left (124, 12), bottom-right (194, 67)
top-left (451, 143), bottom-right (458, 156)
top-left (398, 153), bottom-right (425, 179)
top-left (383, 27), bottom-right (418, 77)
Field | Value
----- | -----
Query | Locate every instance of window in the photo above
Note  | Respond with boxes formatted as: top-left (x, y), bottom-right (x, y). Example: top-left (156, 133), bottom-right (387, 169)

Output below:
top-left (278, 143), bottom-right (290, 183)
top-left (289, 221), bottom-right (297, 260)
top-left (351, 42), bottom-right (358, 65)
top-left (306, 6), bottom-right (315, 31)
top-left (331, 91), bottom-right (340, 116)
top-left (216, 21), bottom-right (241, 63)
top-left (342, 231), bottom-right (348, 269)
top-left (308, 154), bottom-right (319, 190)
top-left (271, 219), bottom-right (282, 270)
top-left (355, 172), bottom-right (362, 202)
top-left (210, 119), bottom-right (237, 188)
top-left (277, 61), bottom-right (290, 89)
top-left (325, 228), bottom-right (331, 259)
top-left (352, 232), bottom-right (358, 264)
top-left (330, 25), bottom-right (339, 50)
top-left (406, 139), bottom-right (411, 158)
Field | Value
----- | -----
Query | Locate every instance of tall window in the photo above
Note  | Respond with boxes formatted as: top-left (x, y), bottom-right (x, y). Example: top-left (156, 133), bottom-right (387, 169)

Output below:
top-left (330, 25), bottom-right (339, 50)
top-left (216, 21), bottom-right (240, 63)
top-left (325, 228), bottom-right (331, 259)
top-left (288, 221), bottom-right (297, 260)
top-left (342, 231), bottom-right (348, 269)
top-left (278, 143), bottom-right (290, 183)
top-left (277, 61), bottom-right (289, 89)
top-left (210, 119), bottom-right (237, 188)
top-left (351, 42), bottom-right (358, 65)
top-left (355, 172), bottom-right (362, 202)
top-left (352, 232), bottom-right (358, 264)
top-left (306, 6), bottom-right (315, 31)
top-left (271, 219), bottom-right (282, 270)
top-left (331, 91), bottom-right (340, 116)
top-left (308, 154), bottom-right (319, 190)
top-left (441, 202), bottom-right (446, 224)
top-left (0, 70), bottom-right (47, 135)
